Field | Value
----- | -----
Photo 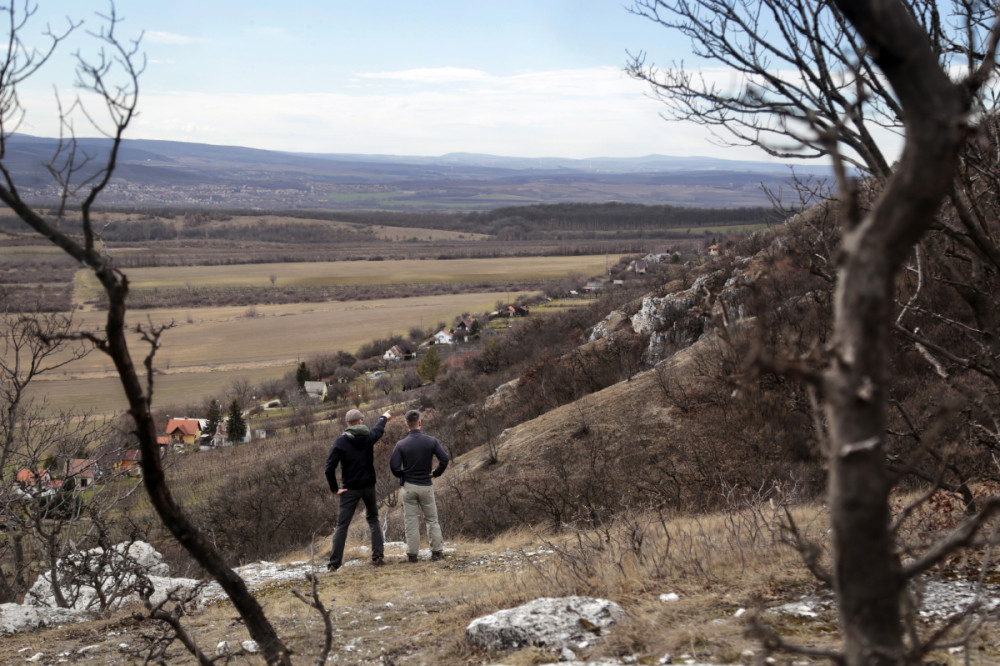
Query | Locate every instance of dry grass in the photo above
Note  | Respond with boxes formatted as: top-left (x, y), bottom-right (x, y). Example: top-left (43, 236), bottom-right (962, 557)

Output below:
top-left (1, 497), bottom-right (993, 665)
top-left (23, 292), bottom-right (507, 414)
top-left (73, 255), bottom-right (617, 302)
top-left (85, 211), bottom-right (492, 242)
top-left (0, 504), bottom-right (822, 665)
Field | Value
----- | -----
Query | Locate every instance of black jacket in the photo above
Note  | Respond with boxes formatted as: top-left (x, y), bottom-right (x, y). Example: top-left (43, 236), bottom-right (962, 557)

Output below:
top-left (389, 430), bottom-right (449, 486)
top-left (325, 416), bottom-right (388, 492)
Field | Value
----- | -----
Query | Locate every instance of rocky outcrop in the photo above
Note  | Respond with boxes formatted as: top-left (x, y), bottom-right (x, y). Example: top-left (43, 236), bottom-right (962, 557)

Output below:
top-left (465, 596), bottom-right (626, 651)
top-left (590, 259), bottom-right (761, 365)
top-left (0, 603), bottom-right (91, 637)
top-left (26, 540), bottom-right (195, 612)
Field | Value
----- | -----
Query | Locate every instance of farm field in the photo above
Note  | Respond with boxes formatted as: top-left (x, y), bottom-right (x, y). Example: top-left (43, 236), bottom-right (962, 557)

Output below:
top-left (88, 211), bottom-right (494, 242)
top-left (25, 291), bottom-right (511, 415)
top-left (72, 255), bottom-right (618, 303)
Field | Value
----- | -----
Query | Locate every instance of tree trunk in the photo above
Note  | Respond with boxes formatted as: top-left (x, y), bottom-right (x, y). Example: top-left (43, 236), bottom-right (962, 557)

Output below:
top-left (825, 0), bottom-right (971, 662)
top-left (99, 274), bottom-right (292, 665)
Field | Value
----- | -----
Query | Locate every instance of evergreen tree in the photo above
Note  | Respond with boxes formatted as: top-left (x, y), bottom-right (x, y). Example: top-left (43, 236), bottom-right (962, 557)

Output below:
top-left (205, 399), bottom-right (222, 438)
top-left (418, 347), bottom-right (441, 383)
top-left (226, 400), bottom-right (247, 443)
top-left (295, 361), bottom-right (311, 390)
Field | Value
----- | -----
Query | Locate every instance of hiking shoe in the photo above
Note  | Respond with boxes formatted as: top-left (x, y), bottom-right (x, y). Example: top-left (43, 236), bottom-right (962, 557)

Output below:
top-left (431, 551), bottom-right (444, 561)
top-left (407, 553), bottom-right (419, 563)
top-left (326, 562), bottom-right (339, 572)
top-left (372, 556), bottom-right (385, 567)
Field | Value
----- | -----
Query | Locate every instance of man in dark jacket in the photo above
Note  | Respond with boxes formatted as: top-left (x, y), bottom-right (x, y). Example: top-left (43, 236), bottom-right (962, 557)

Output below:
top-left (389, 409), bottom-right (450, 562)
top-left (325, 408), bottom-right (391, 570)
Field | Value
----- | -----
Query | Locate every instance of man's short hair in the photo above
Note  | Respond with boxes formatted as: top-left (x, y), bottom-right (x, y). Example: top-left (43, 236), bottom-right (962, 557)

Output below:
top-left (405, 410), bottom-right (421, 426)
top-left (345, 409), bottom-right (364, 424)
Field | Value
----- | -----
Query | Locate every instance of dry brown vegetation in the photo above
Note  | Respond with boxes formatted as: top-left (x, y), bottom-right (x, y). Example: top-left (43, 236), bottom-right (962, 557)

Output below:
top-left (0, 493), bottom-right (991, 665)
top-left (22, 292), bottom-right (514, 414)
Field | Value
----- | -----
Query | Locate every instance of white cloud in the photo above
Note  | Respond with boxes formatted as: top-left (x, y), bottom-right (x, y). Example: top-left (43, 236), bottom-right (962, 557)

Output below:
top-left (356, 67), bottom-right (493, 84)
top-left (143, 31), bottom-right (199, 46)
top-left (16, 65), bottom-right (791, 161)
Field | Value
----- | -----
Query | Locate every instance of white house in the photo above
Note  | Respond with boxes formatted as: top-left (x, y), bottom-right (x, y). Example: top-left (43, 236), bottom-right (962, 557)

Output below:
top-left (434, 330), bottom-right (454, 345)
top-left (303, 381), bottom-right (328, 401)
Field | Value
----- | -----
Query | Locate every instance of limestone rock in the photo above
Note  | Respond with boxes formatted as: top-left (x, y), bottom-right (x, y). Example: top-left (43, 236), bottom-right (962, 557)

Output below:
top-left (466, 596), bottom-right (625, 651)
top-left (27, 541), bottom-right (173, 611)
top-left (0, 603), bottom-right (90, 637)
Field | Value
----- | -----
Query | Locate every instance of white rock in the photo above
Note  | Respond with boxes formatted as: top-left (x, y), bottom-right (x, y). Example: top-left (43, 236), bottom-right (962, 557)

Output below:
top-left (659, 593), bottom-right (680, 602)
top-left (216, 641), bottom-right (231, 656)
top-left (241, 640), bottom-right (259, 653)
top-left (560, 646), bottom-right (577, 661)
top-left (26, 653), bottom-right (44, 662)
top-left (27, 541), bottom-right (171, 611)
top-left (0, 603), bottom-right (90, 637)
top-left (466, 596), bottom-right (626, 651)
top-left (734, 608), bottom-right (746, 618)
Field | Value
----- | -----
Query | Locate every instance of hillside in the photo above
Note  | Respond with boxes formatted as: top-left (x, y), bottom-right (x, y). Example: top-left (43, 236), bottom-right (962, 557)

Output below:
top-left (5, 134), bottom-right (832, 210)
top-left (4, 193), bottom-right (1000, 664)
top-left (2, 214), bottom-right (998, 665)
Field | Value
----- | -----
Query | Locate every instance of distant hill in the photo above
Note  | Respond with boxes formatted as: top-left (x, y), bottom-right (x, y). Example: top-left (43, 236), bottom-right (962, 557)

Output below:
top-left (5, 134), bottom-right (833, 211)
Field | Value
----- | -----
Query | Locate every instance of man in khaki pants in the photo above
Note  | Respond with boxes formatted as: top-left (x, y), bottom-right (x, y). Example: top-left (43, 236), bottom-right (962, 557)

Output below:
top-left (389, 410), bottom-right (450, 562)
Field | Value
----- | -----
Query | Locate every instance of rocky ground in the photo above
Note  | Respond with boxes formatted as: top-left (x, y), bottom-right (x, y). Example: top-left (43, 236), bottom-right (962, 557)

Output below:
top-left (1, 537), bottom-right (999, 665)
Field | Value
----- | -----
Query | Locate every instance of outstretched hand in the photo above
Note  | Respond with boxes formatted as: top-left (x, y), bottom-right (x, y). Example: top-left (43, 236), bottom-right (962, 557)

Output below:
top-left (382, 410), bottom-right (392, 420)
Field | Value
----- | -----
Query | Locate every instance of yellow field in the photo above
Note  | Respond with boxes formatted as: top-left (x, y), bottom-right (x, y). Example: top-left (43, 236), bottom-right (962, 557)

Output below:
top-left (26, 291), bottom-right (510, 414)
top-left (74, 255), bottom-right (613, 301)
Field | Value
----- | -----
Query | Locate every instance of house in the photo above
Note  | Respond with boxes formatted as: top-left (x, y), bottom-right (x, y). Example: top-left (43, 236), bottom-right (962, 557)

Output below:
top-left (165, 418), bottom-right (201, 446)
top-left (303, 381), bottom-right (328, 401)
top-left (634, 260), bottom-right (648, 274)
top-left (708, 244), bottom-right (720, 256)
top-left (506, 305), bottom-right (530, 317)
top-left (434, 330), bottom-right (454, 345)
top-left (209, 418), bottom-right (252, 447)
top-left (383, 345), bottom-right (404, 362)
top-left (455, 319), bottom-right (474, 333)
top-left (62, 459), bottom-right (96, 488)
top-left (13, 468), bottom-right (59, 496)
top-left (15, 468), bottom-right (52, 487)
top-left (115, 450), bottom-right (142, 475)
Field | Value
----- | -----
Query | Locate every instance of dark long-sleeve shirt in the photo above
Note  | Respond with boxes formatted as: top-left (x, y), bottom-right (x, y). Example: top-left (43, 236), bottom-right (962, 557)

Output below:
top-left (389, 429), bottom-right (449, 486)
top-left (325, 416), bottom-right (387, 492)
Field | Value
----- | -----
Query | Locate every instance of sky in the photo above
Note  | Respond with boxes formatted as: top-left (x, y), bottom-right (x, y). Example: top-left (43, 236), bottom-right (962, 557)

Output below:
top-left (12, 0), bottom-right (768, 161)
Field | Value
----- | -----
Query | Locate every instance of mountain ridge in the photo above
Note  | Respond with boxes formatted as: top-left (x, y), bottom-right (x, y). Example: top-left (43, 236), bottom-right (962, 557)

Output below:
top-left (5, 134), bottom-right (830, 210)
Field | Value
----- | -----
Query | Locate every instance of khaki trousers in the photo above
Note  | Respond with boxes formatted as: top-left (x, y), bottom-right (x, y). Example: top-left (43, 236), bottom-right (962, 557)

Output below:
top-left (401, 482), bottom-right (443, 555)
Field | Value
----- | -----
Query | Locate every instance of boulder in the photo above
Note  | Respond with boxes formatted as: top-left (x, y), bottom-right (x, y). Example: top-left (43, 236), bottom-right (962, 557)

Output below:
top-left (27, 541), bottom-right (173, 611)
top-left (465, 596), bottom-right (625, 651)
top-left (0, 602), bottom-right (90, 637)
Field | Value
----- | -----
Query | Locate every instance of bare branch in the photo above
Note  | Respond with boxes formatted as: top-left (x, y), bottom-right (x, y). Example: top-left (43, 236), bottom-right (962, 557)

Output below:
top-left (903, 496), bottom-right (1000, 577)
top-left (291, 574), bottom-right (334, 665)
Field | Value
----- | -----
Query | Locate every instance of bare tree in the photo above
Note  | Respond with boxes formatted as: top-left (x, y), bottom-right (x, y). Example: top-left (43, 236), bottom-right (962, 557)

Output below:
top-left (631, 0), bottom-right (1000, 663)
top-left (0, 5), bottom-right (291, 663)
